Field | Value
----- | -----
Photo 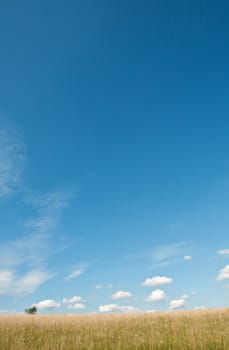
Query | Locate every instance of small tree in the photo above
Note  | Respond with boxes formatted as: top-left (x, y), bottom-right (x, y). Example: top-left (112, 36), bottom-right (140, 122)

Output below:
top-left (25, 306), bottom-right (37, 315)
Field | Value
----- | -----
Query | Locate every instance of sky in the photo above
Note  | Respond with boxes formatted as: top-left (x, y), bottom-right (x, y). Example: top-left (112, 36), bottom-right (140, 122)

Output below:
top-left (0, 0), bottom-right (229, 314)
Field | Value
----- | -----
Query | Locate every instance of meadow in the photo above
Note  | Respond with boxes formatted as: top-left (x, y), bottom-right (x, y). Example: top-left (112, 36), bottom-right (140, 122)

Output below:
top-left (0, 309), bottom-right (228, 350)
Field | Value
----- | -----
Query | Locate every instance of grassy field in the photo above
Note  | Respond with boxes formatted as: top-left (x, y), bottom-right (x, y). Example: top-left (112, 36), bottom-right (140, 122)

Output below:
top-left (0, 309), bottom-right (228, 350)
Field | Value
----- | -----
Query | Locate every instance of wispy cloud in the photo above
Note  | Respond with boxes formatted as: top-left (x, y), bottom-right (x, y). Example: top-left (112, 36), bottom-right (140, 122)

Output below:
top-left (66, 263), bottom-right (88, 280)
top-left (217, 249), bottom-right (229, 257)
top-left (0, 190), bottom-right (72, 295)
top-left (127, 241), bottom-right (190, 269)
top-left (0, 233), bottom-right (54, 268)
top-left (0, 269), bottom-right (52, 296)
top-left (0, 127), bottom-right (25, 197)
top-left (66, 268), bottom-right (84, 280)
top-left (25, 191), bottom-right (71, 214)
top-left (0, 125), bottom-right (73, 297)
top-left (150, 242), bottom-right (187, 267)
top-left (95, 284), bottom-right (112, 289)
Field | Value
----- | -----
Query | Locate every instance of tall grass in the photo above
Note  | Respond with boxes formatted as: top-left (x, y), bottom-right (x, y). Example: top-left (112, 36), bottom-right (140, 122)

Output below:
top-left (0, 309), bottom-right (228, 349)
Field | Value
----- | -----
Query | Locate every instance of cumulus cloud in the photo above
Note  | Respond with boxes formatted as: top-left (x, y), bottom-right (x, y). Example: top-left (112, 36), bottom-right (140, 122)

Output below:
top-left (0, 127), bottom-right (25, 197)
top-left (62, 296), bottom-right (84, 304)
top-left (217, 249), bottom-right (229, 257)
top-left (184, 255), bottom-right (192, 261)
top-left (67, 303), bottom-right (86, 310)
top-left (33, 299), bottom-right (60, 310)
top-left (216, 265), bottom-right (229, 281)
top-left (99, 304), bottom-right (139, 313)
top-left (142, 276), bottom-right (173, 287)
top-left (111, 291), bottom-right (132, 300)
top-left (194, 306), bottom-right (205, 310)
top-left (146, 309), bottom-right (156, 313)
top-left (169, 294), bottom-right (188, 310)
top-left (144, 289), bottom-right (167, 302)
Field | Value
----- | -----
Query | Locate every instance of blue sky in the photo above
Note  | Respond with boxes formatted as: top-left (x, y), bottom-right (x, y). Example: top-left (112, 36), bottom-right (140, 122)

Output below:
top-left (0, 0), bottom-right (229, 314)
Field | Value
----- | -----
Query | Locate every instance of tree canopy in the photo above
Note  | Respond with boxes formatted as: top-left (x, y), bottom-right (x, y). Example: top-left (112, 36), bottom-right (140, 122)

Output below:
top-left (25, 306), bottom-right (37, 315)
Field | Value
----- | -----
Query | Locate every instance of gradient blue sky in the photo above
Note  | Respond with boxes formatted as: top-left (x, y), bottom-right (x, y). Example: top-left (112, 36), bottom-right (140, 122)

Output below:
top-left (0, 0), bottom-right (229, 314)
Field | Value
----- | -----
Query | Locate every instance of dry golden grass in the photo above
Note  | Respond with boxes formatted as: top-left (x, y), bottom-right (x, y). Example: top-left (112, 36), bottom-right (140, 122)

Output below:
top-left (0, 309), bottom-right (228, 349)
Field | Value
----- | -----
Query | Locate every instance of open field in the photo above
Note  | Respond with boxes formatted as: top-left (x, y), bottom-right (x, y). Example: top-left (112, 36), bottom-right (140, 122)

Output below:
top-left (0, 309), bottom-right (228, 350)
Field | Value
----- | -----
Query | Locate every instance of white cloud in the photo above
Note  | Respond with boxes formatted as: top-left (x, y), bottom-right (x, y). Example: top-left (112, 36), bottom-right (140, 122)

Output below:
top-left (217, 249), bottom-right (229, 257)
top-left (0, 126), bottom-right (72, 297)
top-left (25, 191), bottom-right (71, 213)
top-left (95, 284), bottom-right (103, 289)
top-left (95, 284), bottom-right (112, 289)
top-left (0, 232), bottom-right (56, 268)
top-left (0, 270), bottom-right (14, 294)
top-left (0, 190), bottom-right (72, 297)
top-left (111, 291), bottom-right (132, 300)
top-left (146, 309), bottom-right (156, 313)
top-left (169, 299), bottom-right (185, 310)
top-left (62, 296), bottom-right (84, 304)
top-left (0, 190), bottom-right (71, 271)
top-left (34, 299), bottom-right (60, 310)
top-left (99, 304), bottom-right (139, 313)
top-left (169, 294), bottom-right (188, 310)
top-left (144, 289), bottom-right (167, 302)
top-left (98, 304), bottom-right (122, 313)
top-left (66, 268), bottom-right (85, 280)
top-left (127, 241), bottom-right (194, 271)
top-left (142, 276), bottom-right (173, 287)
top-left (14, 270), bottom-right (52, 294)
top-left (184, 255), bottom-right (192, 261)
top-left (67, 303), bottom-right (86, 310)
top-left (0, 269), bottom-right (52, 296)
top-left (152, 242), bottom-right (184, 260)
top-left (119, 306), bottom-right (139, 313)
top-left (216, 265), bottom-right (229, 281)
top-left (194, 306), bottom-right (205, 310)
top-left (0, 127), bottom-right (25, 197)
top-left (128, 241), bottom-right (187, 267)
